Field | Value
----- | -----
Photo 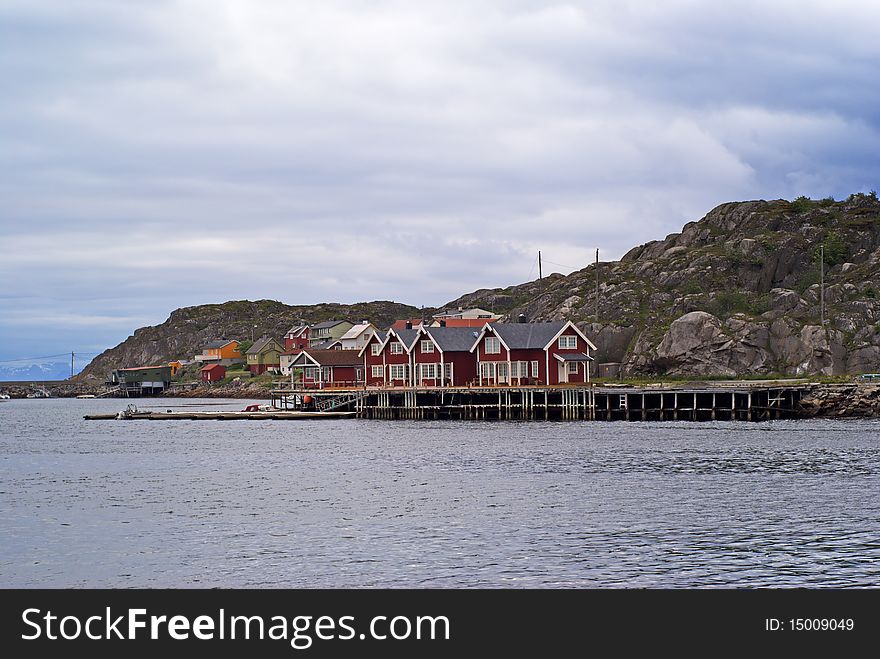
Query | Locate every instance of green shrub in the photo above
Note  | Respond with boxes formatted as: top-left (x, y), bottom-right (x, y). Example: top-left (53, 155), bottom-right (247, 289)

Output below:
top-left (790, 195), bottom-right (812, 213)
top-left (812, 231), bottom-right (848, 266)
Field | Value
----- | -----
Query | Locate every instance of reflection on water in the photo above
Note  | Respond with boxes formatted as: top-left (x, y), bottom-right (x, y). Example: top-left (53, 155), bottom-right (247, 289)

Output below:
top-left (1, 398), bottom-right (878, 587)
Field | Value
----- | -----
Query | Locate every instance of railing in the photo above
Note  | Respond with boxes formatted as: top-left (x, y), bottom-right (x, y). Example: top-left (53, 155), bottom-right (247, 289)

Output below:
top-left (314, 390), bottom-right (372, 411)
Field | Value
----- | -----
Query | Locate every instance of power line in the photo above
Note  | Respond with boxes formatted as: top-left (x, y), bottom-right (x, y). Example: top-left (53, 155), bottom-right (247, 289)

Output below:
top-left (0, 351), bottom-right (100, 364)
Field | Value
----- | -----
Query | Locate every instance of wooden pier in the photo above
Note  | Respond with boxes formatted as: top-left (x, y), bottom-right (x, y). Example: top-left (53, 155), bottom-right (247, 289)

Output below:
top-left (271, 383), bottom-right (810, 421)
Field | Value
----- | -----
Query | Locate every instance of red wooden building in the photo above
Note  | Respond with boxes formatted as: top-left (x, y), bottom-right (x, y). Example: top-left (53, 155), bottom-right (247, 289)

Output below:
top-left (410, 325), bottom-right (479, 387)
top-left (200, 363), bottom-right (226, 383)
top-left (283, 324), bottom-right (310, 351)
top-left (471, 321), bottom-right (596, 386)
top-left (286, 349), bottom-right (364, 388)
top-left (362, 327), bottom-right (419, 387)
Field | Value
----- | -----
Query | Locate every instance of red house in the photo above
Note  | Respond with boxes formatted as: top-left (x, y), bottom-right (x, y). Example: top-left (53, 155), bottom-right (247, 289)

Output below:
top-left (286, 349), bottom-right (364, 388)
top-left (363, 327), bottom-right (419, 387)
top-left (470, 321), bottom-right (596, 386)
top-left (411, 325), bottom-right (479, 387)
top-left (284, 324), bottom-right (310, 351)
top-left (200, 363), bottom-right (226, 383)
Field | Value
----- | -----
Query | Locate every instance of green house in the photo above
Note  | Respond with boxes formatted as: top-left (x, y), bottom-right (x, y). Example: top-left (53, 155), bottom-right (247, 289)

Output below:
top-left (246, 336), bottom-right (284, 375)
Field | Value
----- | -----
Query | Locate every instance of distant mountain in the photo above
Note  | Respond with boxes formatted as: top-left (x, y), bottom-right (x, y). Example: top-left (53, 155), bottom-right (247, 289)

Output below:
top-left (0, 361), bottom-right (80, 381)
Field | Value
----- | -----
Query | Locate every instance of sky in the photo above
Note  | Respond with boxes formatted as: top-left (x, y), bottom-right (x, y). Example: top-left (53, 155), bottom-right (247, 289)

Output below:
top-left (2, 0), bottom-right (879, 367)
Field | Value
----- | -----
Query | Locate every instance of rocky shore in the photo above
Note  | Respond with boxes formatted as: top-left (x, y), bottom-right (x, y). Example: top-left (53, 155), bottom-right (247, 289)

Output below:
top-left (798, 383), bottom-right (880, 418)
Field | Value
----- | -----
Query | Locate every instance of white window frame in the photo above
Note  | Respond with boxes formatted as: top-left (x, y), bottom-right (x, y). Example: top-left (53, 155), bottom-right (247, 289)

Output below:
top-left (531, 361), bottom-right (539, 377)
top-left (484, 336), bottom-right (501, 354)
top-left (304, 366), bottom-right (318, 380)
top-left (420, 363), bottom-right (436, 380)
top-left (558, 335), bottom-right (578, 349)
top-left (390, 364), bottom-right (407, 380)
top-left (567, 361), bottom-right (579, 374)
top-left (420, 340), bottom-right (434, 354)
top-left (480, 362), bottom-right (492, 379)
top-left (390, 342), bottom-right (404, 355)
top-left (443, 363), bottom-right (452, 380)
top-left (371, 343), bottom-right (381, 356)
top-left (371, 365), bottom-right (383, 378)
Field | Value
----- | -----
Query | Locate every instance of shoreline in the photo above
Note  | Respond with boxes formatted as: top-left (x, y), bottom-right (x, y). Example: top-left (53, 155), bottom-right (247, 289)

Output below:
top-left (2, 380), bottom-right (878, 418)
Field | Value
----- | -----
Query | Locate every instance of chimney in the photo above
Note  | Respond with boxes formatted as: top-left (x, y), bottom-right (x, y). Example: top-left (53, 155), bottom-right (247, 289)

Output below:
top-left (518, 314), bottom-right (527, 324)
top-left (440, 319), bottom-right (446, 327)
top-left (405, 321), bottom-right (413, 330)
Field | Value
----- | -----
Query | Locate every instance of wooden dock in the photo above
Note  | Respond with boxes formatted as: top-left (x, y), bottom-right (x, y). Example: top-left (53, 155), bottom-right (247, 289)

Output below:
top-left (84, 410), bottom-right (356, 421)
top-left (270, 383), bottom-right (811, 421)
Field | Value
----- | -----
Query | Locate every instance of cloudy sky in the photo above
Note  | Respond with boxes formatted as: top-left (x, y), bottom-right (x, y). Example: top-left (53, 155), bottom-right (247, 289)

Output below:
top-left (2, 0), bottom-right (879, 366)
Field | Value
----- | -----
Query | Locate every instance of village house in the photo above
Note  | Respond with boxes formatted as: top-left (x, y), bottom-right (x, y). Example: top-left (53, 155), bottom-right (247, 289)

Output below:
top-left (308, 320), bottom-right (354, 348)
top-left (246, 336), bottom-right (284, 375)
top-left (471, 320), bottom-right (596, 386)
top-left (337, 321), bottom-right (378, 351)
top-left (195, 340), bottom-right (241, 365)
top-left (410, 325), bottom-right (479, 387)
top-left (286, 349), bottom-right (364, 388)
top-left (283, 325), bottom-right (310, 351)
top-left (363, 325), bottom-right (419, 386)
top-left (200, 363), bottom-right (226, 383)
top-left (432, 307), bottom-right (501, 323)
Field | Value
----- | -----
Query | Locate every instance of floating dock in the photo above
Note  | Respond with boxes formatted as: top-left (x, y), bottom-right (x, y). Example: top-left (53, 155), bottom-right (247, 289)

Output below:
top-left (84, 410), bottom-right (356, 421)
top-left (270, 383), bottom-right (810, 421)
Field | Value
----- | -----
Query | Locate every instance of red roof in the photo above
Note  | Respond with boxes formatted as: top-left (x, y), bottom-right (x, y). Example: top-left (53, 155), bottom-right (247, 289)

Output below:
top-left (201, 364), bottom-right (225, 372)
top-left (439, 318), bottom-right (497, 328)
top-left (391, 318), bottom-right (424, 330)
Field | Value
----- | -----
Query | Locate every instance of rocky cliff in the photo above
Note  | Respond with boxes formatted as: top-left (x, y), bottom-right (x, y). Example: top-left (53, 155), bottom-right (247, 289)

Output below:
top-left (80, 193), bottom-right (880, 380)
top-left (78, 300), bottom-right (420, 381)
top-left (443, 193), bottom-right (880, 376)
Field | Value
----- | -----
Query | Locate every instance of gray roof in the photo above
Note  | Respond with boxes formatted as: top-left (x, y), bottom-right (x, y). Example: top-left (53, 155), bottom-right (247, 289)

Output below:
top-left (285, 325), bottom-right (308, 337)
top-left (203, 339), bottom-right (235, 349)
top-left (490, 321), bottom-right (569, 349)
top-left (311, 319), bottom-right (350, 330)
top-left (311, 339), bottom-right (341, 350)
top-left (247, 336), bottom-right (280, 354)
top-left (423, 326), bottom-right (481, 352)
top-left (392, 328), bottom-right (419, 349)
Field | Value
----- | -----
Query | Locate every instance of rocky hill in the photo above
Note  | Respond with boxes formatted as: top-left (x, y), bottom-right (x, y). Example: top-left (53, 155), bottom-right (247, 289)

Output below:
top-left (79, 193), bottom-right (880, 380)
top-left (443, 193), bottom-right (880, 376)
top-left (78, 300), bottom-right (420, 381)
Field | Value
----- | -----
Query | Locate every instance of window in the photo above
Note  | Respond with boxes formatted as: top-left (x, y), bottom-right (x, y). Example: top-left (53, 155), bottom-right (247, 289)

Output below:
top-left (390, 364), bottom-right (407, 380)
top-left (420, 363), bottom-right (436, 379)
top-left (558, 335), bottom-right (578, 349)
top-left (370, 344), bottom-right (381, 356)
top-left (371, 365), bottom-right (383, 378)
top-left (420, 340), bottom-right (434, 353)
top-left (567, 361), bottom-right (579, 374)
top-left (390, 342), bottom-right (404, 354)
top-left (304, 366), bottom-right (318, 380)
top-left (480, 362), bottom-right (492, 379)
top-left (484, 336), bottom-right (501, 354)
top-left (443, 363), bottom-right (452, 380)
top-left (532, 361), bottom-right (539, 377)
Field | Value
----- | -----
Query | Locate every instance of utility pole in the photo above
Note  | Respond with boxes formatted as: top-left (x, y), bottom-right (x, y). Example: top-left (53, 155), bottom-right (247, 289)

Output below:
top-left (71, 351), bottom-right (75, 379)
top-left (819, 244), bottom-right (825, 327)
top-left (538, 251), bottom-right (542, 280)
top-left (595, 248), bottom-right (600, 323)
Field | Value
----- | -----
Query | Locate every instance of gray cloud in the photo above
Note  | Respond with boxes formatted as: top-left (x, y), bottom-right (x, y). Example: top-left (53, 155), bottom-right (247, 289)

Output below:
top-left (1, 0), bottom-right (879, 361)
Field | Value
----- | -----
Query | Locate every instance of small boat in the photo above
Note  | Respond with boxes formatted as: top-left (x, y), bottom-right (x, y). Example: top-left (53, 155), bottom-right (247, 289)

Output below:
top-left (0, 393), bottom-right (10, 400)
top-left (76, 394), bottom-right (96, 399)
top-left (242, 404), bottom-right (274, 412)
